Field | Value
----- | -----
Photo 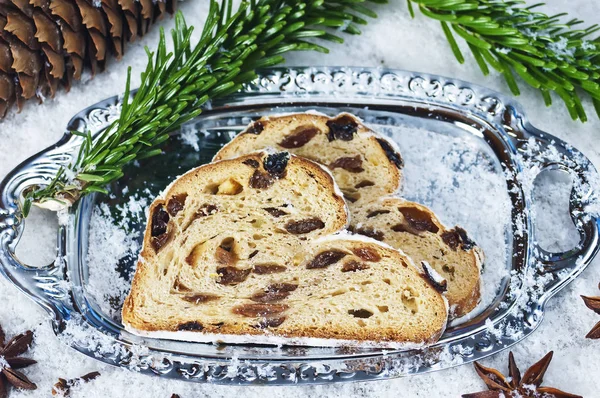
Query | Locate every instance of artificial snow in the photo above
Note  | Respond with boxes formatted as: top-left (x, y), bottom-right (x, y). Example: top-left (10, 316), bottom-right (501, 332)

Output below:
top-left (86, 203), bottom-right (140, 319)
top-left (178, 125), bottom-right (201, 152)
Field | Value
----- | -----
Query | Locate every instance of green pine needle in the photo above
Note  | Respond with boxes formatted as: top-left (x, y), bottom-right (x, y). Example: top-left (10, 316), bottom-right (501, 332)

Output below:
top-left (24, 0), bottom-right (386, 215)
top-left (408, 0), bottom-right (600, 123)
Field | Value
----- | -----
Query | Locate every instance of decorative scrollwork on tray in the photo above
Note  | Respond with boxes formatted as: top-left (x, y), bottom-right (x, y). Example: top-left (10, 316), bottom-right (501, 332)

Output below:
top-left (244, 68), bottom-right (506, 120)
top-left (85, 104), bottom-right (122, 131)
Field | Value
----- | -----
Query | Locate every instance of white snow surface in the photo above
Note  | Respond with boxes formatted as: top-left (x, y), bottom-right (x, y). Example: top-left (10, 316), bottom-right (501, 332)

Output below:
top-left (1, 1), bottom-right (600, 397)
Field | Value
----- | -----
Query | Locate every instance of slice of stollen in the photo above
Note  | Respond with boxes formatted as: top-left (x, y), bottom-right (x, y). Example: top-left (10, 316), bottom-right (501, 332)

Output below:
top-left (214, 112), bottom-right (403, 204)
top-left (350, 198), bottom-right (483, 317)
top-left (213, 113), bottom-right (484, 317)
top-left (122, 151), bottom-right (448, 347)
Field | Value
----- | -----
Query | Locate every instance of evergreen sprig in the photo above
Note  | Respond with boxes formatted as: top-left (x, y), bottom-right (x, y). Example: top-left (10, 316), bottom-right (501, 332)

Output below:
top-left (24, 0), bottom-right (386, 215)
top-left (408, 0), bottom-right (600, 122)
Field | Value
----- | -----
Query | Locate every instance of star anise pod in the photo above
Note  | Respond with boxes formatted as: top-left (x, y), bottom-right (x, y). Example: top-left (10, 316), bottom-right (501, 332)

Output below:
top-left (52, 371), bottom-right (100, 397)
top-left (462, 351), bottom-right (582, 398)
top-left (581, 283), bottom-right (600, 339)
top-left (0, 325), bottom-right (37, 398)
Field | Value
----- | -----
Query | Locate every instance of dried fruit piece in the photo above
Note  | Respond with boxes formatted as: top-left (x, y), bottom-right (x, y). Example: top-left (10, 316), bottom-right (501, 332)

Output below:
top-left (216, 267), bottom-right (251, 285)
top-left (251, 283), bottom-right (298, 303)
top-left (172, 278), bottom-right (191, 292)
top-left (255, 316), bottom-right (286, 329)
top-left (243, 159), bottom-right (260, 168)
top-left (181, 294), bottom-right (220, 304)
top-left (355, 180), bottom-right (375, 189)
top-left (263, 152), bottom-right (290, 177)
top-left (326, 114), bottom-right (358, 141)
top-left (249, 170), bottom-right (275, 189)
top-left (253, 264), bottom-right (287, 274)
top-left (151, 205), bottom-right (170, 236)
top-left (352, 227), bottom-right (384, 241)
top-left (167, 193), bottom-right (187, 216)
top-left (232, 303), bottom-right (289, 317)
top-left (391, 224), bottom-right (411, 234)
top-left (217, 179), bottom-right (243, 195)
top-left (348, 309), bottom-right (373, 318)
top-left (341, 260), bottom-right (370, 272)
top-left (399, 207), bottom-right (439, 234)
top-left (367, 209), bottom-right (390, 218)
top-left (329, 155), bottom-right (364, 173)
top-left (177, 321), bottom-right (203, 331)
top-left (285, 218), bottom-right (325, 234)
top-left (306, 250), bottom-right (347, 269)
top-left (278, 126), bottom-right (319, 148)
top-left (442, 227), bottom-right (476, 251)
top-left (246, 121), bottom-right (264, 134)
top-left (376, 137), bottom-right (403, 169)
top-left (196, 204), bottom-right (218, 217)
top-left (151, 232), bottom-right (170, 251)
top-left (342, 190), bottom-right (360, 203)
top-left (215, 246), bottom-right (237, 266)
top-left (263, 207), bottom-right (288, 217)
top-left (352, 247), bottom-right (381, 262)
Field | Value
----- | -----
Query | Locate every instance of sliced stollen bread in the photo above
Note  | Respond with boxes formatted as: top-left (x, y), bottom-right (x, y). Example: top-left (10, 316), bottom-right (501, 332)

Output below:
top-left (214, 112), bottom-right (403, 204)
top-left (350, 199), bottom-right (484, 317)
top-left (213, 113), bottom-right (484, 317)
top-left (122, 151), bottom-right (448, 347)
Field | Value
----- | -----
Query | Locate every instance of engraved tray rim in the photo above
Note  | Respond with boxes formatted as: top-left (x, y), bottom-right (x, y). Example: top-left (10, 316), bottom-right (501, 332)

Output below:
top-left (1, 66), bottom-right (599, 385)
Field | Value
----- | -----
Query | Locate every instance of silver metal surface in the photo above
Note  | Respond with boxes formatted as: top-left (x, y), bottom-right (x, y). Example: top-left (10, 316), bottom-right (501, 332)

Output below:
top-left (0, 67), bottom-right (598, 384)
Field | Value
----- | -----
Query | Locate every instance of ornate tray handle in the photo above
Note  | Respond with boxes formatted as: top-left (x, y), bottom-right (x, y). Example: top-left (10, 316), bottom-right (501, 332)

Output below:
top-left (504, 107), bottom-right (600, 302)
top-left (0, 146), bottom-right (74, 322)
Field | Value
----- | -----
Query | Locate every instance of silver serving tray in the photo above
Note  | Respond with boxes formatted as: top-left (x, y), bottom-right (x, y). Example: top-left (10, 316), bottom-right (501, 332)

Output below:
top-left (1, 67), bottom-right (599, 385)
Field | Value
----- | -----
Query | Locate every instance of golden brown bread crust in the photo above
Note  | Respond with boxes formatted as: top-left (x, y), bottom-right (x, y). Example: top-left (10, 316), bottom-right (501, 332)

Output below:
top-left (122, 151), bottom-right (448, 346)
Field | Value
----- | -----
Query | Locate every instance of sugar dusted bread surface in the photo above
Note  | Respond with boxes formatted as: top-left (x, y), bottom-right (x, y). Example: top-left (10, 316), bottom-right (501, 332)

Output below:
top-left (213, 113), bottom-right (484, 317)
top-left (213, 112), bottom-right (403, 204)
top-left (122, 151), bottom-right (447, 346)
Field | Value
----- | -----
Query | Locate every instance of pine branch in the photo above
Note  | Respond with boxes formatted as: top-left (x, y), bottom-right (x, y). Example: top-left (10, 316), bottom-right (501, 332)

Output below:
top-left (408, 0), bottom-right (600, 123)
top-left (24, 0), bottom-right (386, 215)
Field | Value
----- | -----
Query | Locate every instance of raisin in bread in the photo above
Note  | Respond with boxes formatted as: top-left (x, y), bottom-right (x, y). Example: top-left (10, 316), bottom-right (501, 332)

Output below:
top-left (351, 199), bottom-right (483, 317)
top-left (122, 151), bottom-right (448, 347)
top-left (213, 113), bottom-right (484, 317)
top-left (214, 112), bottom-right (403, 204)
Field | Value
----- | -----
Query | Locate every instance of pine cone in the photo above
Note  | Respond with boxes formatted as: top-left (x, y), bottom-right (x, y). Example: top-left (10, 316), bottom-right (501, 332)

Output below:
top-left (0, 0), bottom-right (176, 118)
